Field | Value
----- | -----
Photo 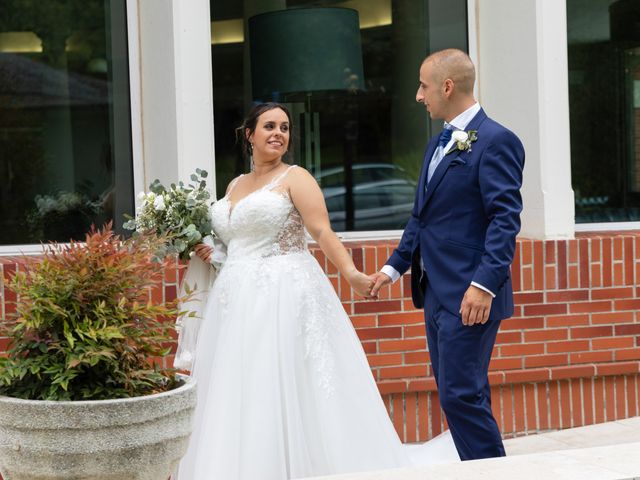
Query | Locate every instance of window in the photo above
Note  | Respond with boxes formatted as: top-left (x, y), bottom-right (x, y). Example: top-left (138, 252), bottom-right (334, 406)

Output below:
top-left (210, 0), bottom-right (468, 231)
top-left (0, 0), bottom-right (133, 245)
top-left (567, 0), bottom-right (640, 223)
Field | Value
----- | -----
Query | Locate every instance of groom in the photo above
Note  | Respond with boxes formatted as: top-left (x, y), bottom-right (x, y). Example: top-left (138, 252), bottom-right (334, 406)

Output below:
top-left (370, 49), bottom-right (524, 460)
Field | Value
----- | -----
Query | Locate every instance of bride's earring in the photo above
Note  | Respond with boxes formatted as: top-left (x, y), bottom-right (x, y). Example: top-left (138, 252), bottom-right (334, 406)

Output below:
top-left (249, 143), bottom-right (255, 172)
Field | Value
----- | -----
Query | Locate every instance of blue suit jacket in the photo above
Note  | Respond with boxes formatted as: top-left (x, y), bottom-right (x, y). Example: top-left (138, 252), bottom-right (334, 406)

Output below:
top-left (386, 108), bottom-right (524, 321)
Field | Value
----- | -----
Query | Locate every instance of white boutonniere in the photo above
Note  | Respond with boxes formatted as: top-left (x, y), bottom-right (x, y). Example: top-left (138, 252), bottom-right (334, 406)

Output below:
top-left (447, 130), bottom-right (478, 154)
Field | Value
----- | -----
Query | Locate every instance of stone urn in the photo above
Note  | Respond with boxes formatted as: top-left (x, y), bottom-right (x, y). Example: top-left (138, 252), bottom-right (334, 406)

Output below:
top-left (0, 375), bottom-right (196, 480)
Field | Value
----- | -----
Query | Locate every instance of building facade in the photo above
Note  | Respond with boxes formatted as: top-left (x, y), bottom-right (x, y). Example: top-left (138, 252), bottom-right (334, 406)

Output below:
top-left (1, 0), bottom-right (640, 439)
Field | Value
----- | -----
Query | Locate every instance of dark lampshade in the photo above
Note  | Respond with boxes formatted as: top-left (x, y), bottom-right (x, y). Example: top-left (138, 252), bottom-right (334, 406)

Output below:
top-left (248, 8), bottom-right (365, 99)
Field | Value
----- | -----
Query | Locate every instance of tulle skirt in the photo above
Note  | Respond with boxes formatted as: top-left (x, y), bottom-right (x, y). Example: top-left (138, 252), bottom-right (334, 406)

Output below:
top-left (175, 252), bottom-right (458, 479)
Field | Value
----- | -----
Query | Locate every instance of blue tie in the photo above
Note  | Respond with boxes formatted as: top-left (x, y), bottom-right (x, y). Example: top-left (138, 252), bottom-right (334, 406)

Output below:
top-left (427, 126), bottom-right (454, 186)
top-left (437, 126), bottom-right (453, 147)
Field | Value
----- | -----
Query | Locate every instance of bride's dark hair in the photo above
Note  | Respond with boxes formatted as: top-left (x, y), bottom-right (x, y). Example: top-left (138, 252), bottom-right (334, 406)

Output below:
top-left (236, 102), bottom-right (294, 161)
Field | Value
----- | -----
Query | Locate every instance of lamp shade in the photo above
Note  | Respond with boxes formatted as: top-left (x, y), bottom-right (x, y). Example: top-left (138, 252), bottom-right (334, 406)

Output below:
top-left (248, 8), bottom-right (365, 99)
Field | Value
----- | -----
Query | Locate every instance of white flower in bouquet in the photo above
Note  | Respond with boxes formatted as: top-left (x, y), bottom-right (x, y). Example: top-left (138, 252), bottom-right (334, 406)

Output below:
top-left (123, 169), bottom-right (215, 262)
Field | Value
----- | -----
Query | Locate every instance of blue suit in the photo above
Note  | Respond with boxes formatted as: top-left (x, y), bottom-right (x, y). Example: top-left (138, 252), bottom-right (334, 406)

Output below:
top-left (386, 108), bottom-right (524, 460)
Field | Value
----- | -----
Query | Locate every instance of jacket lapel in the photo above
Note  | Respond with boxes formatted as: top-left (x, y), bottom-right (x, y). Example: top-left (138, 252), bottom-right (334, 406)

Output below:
top-left (417, 137), bottom-right (439, 206)
top-left (419, 108), bottom-right (488, 213)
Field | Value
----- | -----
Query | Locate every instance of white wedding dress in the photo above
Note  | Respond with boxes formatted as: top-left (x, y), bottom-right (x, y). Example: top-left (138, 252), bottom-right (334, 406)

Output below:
top-left (175, 166), bottom-right (459, 479)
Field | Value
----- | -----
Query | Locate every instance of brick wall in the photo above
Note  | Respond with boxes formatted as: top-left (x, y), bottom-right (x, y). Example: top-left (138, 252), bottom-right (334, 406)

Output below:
top-left (1, 232), bottom-right (639, 444)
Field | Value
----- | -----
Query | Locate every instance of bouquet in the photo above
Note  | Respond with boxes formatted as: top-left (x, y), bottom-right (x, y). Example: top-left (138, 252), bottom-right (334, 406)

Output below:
top-left (124, 169), bottom-right (214, 262)
top-left (124, 168), bottom-right (224, 371)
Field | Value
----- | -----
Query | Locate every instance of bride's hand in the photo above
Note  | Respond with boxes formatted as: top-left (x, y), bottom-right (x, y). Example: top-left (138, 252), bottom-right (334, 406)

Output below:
top-left (346, 269), bottom-right (375, 299)
top-left (193, 243), bottom-right (214, 263)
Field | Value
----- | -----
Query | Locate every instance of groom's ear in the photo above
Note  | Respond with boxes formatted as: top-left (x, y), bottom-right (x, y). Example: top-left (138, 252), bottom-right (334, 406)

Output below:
top-left (443, 78), bottom-right (455, 98)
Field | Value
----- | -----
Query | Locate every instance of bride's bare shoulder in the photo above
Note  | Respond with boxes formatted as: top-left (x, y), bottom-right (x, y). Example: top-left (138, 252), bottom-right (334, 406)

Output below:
top-left (224, 174), bottom-right (245, 196)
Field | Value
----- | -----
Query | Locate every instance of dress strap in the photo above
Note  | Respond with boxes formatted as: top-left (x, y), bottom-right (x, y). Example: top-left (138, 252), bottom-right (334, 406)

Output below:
top-left (266, 164), bottom-right (297, 190)
top-left (225, 175), bottom-right (244, 198)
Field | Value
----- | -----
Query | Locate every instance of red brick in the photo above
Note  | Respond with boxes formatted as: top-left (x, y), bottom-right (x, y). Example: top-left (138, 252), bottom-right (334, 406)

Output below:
top-left (615, 348), bottom-right (640, 361)
top-left (524, 329), bottom-right (568, 342)
top-left (591, 264), bottom-right (602, 288)
top-left (570, 326), bottom-right (613, 339)
top-left (522, 240), bottom-right (533, 265)
top-left (558, 240), bottom-right (568, 289)
top-left (591, 287), bottom-right (634, 300)
top-left (584, 377), bottom-right (594, 426)
top-left (404, 351), bottom-right (429, 364)
top-left (524, 303), bottom-right (567, 316)
top-left (593, 337), bottom-right (635, 350)
top-left (546, 314), bottom-right (590, 327)
top-left (596, 362), bottom-right (640, 376)
top-left (616, 375), bottom-right (626, 419)
top-left (614, 237), bottom-right (623, 260)
top-left (378, 311), bottom-right (423, 326)
top-left (547, 340), bottom-right (590, 353)
top-left (534, 242), bottom-right (544, 290)
top-left (403, 325), bottom-right (426, 337)
top-left (379, 338), bottom-right (426, 353)
top-left (525, 354), bottom-right (568, 368)
top-left (500, 343), bottom-right (545, 357)
top-left (513, 384), bottom-right (525, 433)
top-left (408, 378), bottom-right (437, 392)
top-left (569, 240), bottom-right (578, 263)
top-left (591, 238), bottom-right (601, 262)
top-left (501, 317), bottom-right (545, 330)
top-left (569, 301), bottom-right (612, 313)
top-left (594, 377), bottom-right (605, 424)
top-left (504, 368), bottom-right (550, 384)
top-left (570, 351), bottom-right (614, 364)
top-left (550, 365), bottom-right (596, 380)
top-left (571, 378), bottom-right (583, 427)
top-left (537, 383), bottom-right (550, 431)
top-left (522, 266), bottom-right (533, 291)
top-left (354, 300), bottom-right (401, 314)
top-left (489, 357), bottom-right (523, 371)
top-left (614, 263), bottom-right (625, 286)
top-left (512, 243), bottom-right (522, 292)
top-left (418, 392), bottom-right (428, 441)
top-left (406, 392), bottom-right (417, 442)
top-left (514, 292), bottom-right (544, 304)
top-left (615, 324), bottom-right (640, 336)
top-left (602, 238), bottom-right (612, 287)
top-left (351, 315), bottom-right (377, 328)
top-left (628, 376), bottom-right (638, 417)
top-left (545, 240), bottom-right (556, 264)
top-left (377, 381), bottom-right (406, 395)
top-left (569, 265), bottom-right (579, 289)
top-left (579, 238), bottom-right (590, 288)
top-left (624, 238), bottom-right (634, 285)
top-left (367, 353), bottom-right (403, 367)
top-left (614, 299), bottom-right (640, 311)
top-left (546, 290), bottom-right (589, 302)
top-left (545, 265), bottom-right (557, 290)
top-left (559, 380), bottom-right (572, 428)
top-left (356, 326), bottom-right (402, 341)
top-left (496, 331), bottom-right (523, 344)
top-left (380, 365), bottom-right (426, 380)
top-left (524, 383), bottom-right (538, 432)
top-left (591, 311), bottom-right (635, 325)
top-left (362, 341), bottom-right (377, 354)
top-left (605, 376), bottom-right (616, 421)
top-left (502, 384), bottom-right (515, 434)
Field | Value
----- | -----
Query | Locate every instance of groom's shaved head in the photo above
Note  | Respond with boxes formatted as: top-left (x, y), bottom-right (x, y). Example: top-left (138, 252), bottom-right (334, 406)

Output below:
top-left (423, 49), bottom-right (475, 95)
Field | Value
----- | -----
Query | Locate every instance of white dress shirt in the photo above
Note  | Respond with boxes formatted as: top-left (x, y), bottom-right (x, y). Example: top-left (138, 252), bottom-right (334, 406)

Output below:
top-left (381, 103), bottom-right (495, 298)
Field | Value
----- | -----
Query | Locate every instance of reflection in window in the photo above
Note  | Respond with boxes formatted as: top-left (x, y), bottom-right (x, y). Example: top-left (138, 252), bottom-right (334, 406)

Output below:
top-left (568, 0), bottom-right (640, 222)
top-left (0, 0), bottom-right (133, 244)
top-left (210, 0), bottom-right (467, 231)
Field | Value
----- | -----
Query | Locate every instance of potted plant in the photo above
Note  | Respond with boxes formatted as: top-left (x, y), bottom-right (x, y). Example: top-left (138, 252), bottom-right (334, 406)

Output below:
top-left (0, 225), bottom-right (196, 480)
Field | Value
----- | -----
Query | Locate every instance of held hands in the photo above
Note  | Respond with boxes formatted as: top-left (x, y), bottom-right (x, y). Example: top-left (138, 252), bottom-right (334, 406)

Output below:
top-left (370, 272), bottom-right (392, 298)
top-left (345, 269), bottom-right (378, 299)
top-left (459, 285), bottom-right (493, 326)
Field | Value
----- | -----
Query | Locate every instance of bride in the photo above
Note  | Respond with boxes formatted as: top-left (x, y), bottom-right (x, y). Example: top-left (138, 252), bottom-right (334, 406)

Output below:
top-left (174, 102), bottom-right (458, 479)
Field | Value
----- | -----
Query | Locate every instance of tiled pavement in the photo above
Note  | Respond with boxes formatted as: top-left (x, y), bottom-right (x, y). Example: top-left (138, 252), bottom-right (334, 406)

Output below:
top-left (305, 417), bottom-right (640, 480)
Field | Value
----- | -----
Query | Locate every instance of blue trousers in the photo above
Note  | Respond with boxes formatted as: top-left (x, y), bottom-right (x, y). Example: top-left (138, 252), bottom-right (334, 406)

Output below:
top-left (425, 284), bottom-right (505, 460)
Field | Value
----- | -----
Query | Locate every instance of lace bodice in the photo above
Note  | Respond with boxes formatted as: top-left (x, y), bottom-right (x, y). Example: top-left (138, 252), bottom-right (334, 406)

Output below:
top-left (210, 165), bottom-right (307, 260)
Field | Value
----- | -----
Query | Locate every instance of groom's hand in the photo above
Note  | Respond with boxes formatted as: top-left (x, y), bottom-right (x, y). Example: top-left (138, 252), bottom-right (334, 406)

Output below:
top-left (459, 285), bottom-right (492, 326)
top-left (370, 272), bottom-right (392, 298)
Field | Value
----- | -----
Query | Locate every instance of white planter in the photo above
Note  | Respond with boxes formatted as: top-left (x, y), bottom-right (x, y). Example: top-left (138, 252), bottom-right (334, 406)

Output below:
top-left (0, 375), bottom-right (196, 480)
